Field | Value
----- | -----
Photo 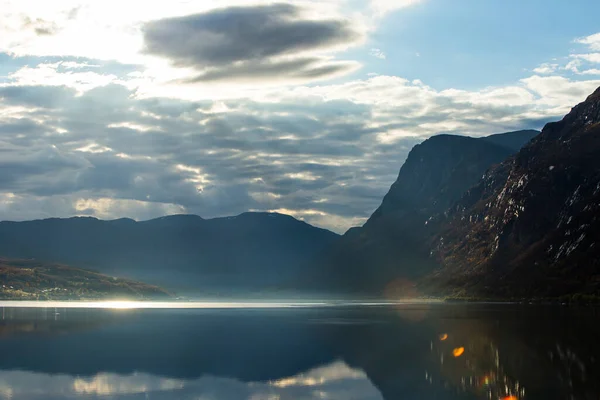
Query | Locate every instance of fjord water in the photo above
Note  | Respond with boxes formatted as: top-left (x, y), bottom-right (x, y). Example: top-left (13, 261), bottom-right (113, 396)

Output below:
top-left (0, 304), bottom-right (598, 400)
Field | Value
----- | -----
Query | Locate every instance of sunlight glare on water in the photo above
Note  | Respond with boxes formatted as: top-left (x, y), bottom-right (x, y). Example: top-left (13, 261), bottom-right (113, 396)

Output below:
top-left (0, 299), bottom-right (441, 309)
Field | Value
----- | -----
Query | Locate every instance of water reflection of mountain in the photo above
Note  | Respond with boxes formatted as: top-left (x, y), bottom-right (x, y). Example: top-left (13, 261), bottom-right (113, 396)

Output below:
top-left (0, 307), bottom-right (117, 338)
top-left (0, 308), bottom-right (336, 381)
top-left (423, 305), bottom-right (600, 400)
top-left (0, 305), bottom-right (598, 399)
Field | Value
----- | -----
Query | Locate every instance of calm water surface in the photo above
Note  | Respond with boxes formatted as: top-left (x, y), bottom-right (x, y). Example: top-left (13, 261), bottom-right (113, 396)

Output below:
top-left (0, 303), bottom-right (598, 400)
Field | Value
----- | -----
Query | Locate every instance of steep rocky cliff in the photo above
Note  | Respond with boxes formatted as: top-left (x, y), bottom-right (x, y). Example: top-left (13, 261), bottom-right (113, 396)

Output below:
top-left (431, 87), bottom-right (600, 298)
top-left (320, 130), bottom-right (538, 295)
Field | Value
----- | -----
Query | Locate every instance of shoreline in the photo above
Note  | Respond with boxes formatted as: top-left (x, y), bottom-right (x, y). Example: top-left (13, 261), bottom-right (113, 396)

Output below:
top-left (0, 297), bottom-right (597, 309)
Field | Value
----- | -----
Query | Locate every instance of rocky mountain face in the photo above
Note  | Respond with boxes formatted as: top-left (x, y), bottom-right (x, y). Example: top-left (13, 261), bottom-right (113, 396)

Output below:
top-left (368, 131), bottom-right (539, 226)
top-left (318, 130), bottom-right (539, 295)
top-left (430, 87), bottom-right (600, 299)
top-left (0, 212), bottom-right (339, 295)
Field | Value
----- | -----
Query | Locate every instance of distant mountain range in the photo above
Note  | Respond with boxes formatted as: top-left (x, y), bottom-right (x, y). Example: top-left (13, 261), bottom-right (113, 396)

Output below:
top-left (0, 212), bottom-right (338, 295)
top-left (2, 87), bottom-right (599, 301)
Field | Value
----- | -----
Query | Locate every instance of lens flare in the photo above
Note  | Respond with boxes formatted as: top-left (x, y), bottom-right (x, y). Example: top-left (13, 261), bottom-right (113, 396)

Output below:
top-left (439, 333), bottom-right (448, 341)
top-left (452, 347), bottom-right (465, 357)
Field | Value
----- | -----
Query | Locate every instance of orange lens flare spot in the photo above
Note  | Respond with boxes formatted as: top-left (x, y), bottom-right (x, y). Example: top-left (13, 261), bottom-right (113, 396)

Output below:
top-left (452, 347), bottom-right (465, 357)
top-left (501, 396), bottom-right (518, 400)
top-left (439, 333), bottom-right (448, 341)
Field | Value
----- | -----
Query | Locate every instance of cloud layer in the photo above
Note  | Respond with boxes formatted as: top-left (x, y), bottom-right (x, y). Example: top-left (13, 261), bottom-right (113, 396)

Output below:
top-left (2, 60), bottom-right (599, 232)
top-left (142, 4), bottom-right (362, 82)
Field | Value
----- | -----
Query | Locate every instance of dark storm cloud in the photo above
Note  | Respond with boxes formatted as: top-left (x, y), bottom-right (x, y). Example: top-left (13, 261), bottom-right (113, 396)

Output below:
top-left (142, 3), bottom-right (361, 82)
top-left (143, 4), bottom-right (358, 66)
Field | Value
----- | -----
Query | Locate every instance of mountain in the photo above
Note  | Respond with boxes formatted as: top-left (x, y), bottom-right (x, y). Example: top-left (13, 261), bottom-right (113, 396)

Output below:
top-left (367, 132), bottom-right (538, 225)
top-left (0, 212), bottom-right (339, 295)
top-left (317, 130), bottom-right (539, 295)
top-left (480, 129), bottom-right (540, 152)
top-left (0, 258), bottom-right (170, 300)
top-left (430, 86), bottom-right (600, 299)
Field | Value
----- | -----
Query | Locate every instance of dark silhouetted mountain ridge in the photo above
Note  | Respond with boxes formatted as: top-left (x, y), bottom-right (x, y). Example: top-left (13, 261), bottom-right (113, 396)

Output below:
top-left (0, 212), bottom-right (339, 294)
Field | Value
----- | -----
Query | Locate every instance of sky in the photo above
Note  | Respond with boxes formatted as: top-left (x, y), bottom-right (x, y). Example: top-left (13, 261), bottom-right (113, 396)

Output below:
top-left (1, 0), bottom-right (600, 233)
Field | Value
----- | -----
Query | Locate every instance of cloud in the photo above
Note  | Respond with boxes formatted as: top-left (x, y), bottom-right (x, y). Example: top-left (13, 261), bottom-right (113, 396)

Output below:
top-left (572, 53), bottom-right (600, 64)
top-left (7, 63), bottom-right (120, 93)
top-left (533, 63), bottom-right (558, 74)
top-left (142, 3), bottom-right (363, 83)
top-left (579, 68), bottom-right (600, 75)
top-left (1, 68), bottom-right (593, 232)
top-left (0, 193), bottom-right (185, 223)
top-left (0, 84), bottom-right (75, 108)
top-left (0, 0), bottom-right (420, 94)
top-left (370, 0), bottom-right (423, 16)
top-left (520, 75), bottom-right (600, 107)
top-left (575, 32), bottom-right (600, 51)
top-left (555, 32), bottom-right (600, 76)
top-left (1, 82), bottom-right (377, 231)
top-left (143, 4), bottom-right (359, 66)
top-left (0, 0), bottom-right (411, 69)
top-left (21, 16), bottom-right (61, 36)
top-left (526, 32), bottom-right (600, 78)
top-left (180, 57), bottom-right (360, 84)
top-left (369, 48), bottom-right (386, 60)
